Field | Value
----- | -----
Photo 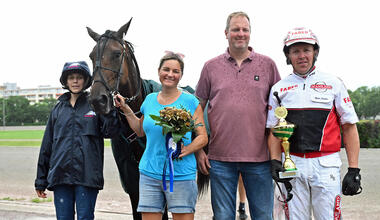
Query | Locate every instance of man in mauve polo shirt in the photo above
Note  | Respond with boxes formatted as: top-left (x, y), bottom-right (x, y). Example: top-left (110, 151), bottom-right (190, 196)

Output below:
top-left (195, 11), bottom-right (281, 220)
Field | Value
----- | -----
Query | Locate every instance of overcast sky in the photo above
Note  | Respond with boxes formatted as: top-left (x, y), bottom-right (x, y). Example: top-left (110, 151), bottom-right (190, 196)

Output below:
top-left (1, 0), bottom-right (379, 91)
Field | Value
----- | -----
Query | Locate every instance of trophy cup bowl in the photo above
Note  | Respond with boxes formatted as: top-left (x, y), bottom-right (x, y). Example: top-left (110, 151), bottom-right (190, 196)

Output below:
top-left (272, 108), bottom-right (298, 179)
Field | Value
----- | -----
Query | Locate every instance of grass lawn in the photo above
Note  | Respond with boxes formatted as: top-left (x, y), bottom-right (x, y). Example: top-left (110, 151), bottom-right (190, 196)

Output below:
top-left (0, 130), bottom-right (111, 147)
top-left (0, 130), bottom-right (44, 139)
top-left (0, 141), bottom-right (41, 146)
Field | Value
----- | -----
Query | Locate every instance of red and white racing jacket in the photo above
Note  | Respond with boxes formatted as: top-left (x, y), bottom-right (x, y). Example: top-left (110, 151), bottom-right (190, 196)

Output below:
top-left (266, 68), bottom-right (358, 154)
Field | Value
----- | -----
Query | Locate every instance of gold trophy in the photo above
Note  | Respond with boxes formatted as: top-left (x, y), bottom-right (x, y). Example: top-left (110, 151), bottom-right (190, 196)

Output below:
top-left (272, 92), bottom-right (298, 179)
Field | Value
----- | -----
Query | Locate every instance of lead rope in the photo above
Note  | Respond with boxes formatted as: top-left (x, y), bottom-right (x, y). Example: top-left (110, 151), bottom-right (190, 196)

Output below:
top-left (275, 180), bottom-right (292, 220)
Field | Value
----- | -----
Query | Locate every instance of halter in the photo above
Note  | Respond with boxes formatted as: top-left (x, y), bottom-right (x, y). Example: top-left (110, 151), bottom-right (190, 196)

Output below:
top-left (93, 31), bottom-right (142, 103)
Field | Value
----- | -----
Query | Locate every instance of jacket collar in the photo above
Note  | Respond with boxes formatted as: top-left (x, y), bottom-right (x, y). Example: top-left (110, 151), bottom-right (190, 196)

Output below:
top-left (58, 91), bottom-right (88, 102)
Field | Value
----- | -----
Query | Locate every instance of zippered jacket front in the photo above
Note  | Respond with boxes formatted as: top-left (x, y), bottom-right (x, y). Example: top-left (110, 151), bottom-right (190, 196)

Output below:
top-left (35, 92), bottom-right (120, 191)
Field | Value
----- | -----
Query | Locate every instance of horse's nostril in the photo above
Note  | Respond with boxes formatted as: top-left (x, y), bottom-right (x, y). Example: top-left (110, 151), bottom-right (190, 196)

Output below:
top-left (90, 94), bottom-right (109, 113)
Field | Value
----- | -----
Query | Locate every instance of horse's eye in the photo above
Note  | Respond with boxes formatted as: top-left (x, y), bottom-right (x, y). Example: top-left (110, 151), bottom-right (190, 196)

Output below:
top-left (113, 51), bottom-right (122, 59)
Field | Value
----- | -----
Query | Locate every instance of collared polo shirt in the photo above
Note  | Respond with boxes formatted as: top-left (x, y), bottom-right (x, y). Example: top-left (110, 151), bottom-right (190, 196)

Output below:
top-left (196, 48), bottom-right (281, 162)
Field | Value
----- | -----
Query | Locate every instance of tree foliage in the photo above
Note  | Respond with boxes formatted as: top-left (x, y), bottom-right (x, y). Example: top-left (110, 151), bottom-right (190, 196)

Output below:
top-left (5, 96), bottom-right (32, 125)
top-left (357, 120), bottom-right (380, 148)
top-left (349, 86), bottom-right (380, 119)
top-left (1, 96), bottom-right (57, 126)
top-left (31, 98), bottom-right (58, 124)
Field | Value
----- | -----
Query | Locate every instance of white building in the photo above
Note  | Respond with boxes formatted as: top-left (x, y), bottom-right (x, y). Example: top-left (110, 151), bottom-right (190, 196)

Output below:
top-left (0, 83), bottom-right (65, 104)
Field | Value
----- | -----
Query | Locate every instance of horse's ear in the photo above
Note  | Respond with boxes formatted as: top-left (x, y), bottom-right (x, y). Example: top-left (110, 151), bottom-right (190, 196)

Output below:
top-left (116, 18), bottom-right (133, 39)
top-left (87, 27), bottom-right (101, 42)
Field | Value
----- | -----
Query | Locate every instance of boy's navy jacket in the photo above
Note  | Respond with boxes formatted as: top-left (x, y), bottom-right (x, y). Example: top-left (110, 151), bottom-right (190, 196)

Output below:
top-left (35, 92), bottom-right (120, 191)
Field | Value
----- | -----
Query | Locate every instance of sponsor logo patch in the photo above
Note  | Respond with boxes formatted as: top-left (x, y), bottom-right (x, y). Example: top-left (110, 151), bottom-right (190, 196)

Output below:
top-left (310, 81), bottom-right (333, 93)
top-left (334, 195), bottom-right (341, 220)
top-left (84, 110), bottom-right (96, 118)
top-left (280, 84), bottom-right (298, 92)
top-left (68, 63), bottom-right (81, 68)
top-left (343, 97), bottom-right (352, 103)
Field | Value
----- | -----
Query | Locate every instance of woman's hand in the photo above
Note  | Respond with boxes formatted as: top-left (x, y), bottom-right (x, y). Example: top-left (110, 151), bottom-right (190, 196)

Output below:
top-left (113, 94), bottom-right (125, 111)
top-left (36, 189), bottom-right (47, 198)
top-left (114, 93), bottom-right (145, 137)
top-left (179, 142), bottom-right (189, 158)
top-left (114, 94), bottom-right (133, 115)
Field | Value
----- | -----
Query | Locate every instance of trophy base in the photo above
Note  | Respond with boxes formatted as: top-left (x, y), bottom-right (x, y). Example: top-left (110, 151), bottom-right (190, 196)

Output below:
top-left (279, 170), bottom-right (298, 179)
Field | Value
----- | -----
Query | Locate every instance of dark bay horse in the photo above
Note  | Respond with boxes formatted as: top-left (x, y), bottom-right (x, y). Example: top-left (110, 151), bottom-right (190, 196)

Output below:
top-left (87, 19), bottom-right (164, 220)
top-left (87, 19), bottom-right (209, 219)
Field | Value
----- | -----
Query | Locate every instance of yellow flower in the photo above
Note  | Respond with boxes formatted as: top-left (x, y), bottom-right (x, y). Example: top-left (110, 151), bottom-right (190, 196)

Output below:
top-left (179, 111), bottom-right (190, 121)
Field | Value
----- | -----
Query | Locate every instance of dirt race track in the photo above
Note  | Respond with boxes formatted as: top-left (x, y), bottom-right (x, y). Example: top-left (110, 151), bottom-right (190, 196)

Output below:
top-left (0, 133), bottom-right (379, 219)
top-left (0, 146), bottom-right (214, 220)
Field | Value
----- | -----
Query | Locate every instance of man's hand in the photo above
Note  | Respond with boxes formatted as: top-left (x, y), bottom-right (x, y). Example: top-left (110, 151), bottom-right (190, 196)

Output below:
top-left (270, 159), bottom-right (292, 183)
top-left (342, 167), bottom-right (362, 196)
top-left (195, 149), bottom-right (210, 175)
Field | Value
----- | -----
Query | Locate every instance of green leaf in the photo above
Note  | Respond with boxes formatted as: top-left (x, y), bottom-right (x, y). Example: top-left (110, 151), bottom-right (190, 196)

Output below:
top-left (150, 115), bottom-right (161, 121)
top-left (162, 124), bottom-right (173, 130)
top-left (172, 133), bottom-right (183, 143)
top-left (162, 125), bottom-right (173, 135)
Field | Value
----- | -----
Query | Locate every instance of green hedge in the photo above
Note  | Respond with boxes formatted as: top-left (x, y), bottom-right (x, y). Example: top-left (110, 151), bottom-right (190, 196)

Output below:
top-left (357, 120), bottom-right (380, 148)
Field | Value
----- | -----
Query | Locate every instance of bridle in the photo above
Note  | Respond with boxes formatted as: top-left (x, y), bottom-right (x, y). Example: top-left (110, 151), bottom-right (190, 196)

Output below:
top-left (93, 31), bottom-right (142, 103)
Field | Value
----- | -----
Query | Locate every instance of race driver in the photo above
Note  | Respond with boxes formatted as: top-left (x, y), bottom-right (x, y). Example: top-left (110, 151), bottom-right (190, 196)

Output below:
top-left (266, 27), bottom-right (362, 220)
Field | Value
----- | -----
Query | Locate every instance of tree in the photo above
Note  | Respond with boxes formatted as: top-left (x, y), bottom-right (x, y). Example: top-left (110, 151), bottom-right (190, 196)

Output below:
top-left (366, 87), bottom-right (380, 119)
top-left (31, 98), bottom-right (57, 124)
top-left (5, 96), bottom-right (32, 125)
top-left (1, 96), bottom-right (58, 126)
top-left (349, 86), bottom-right (380, 120)
top-left (349, 86), bottom-right (368, 119)
top-left (0, 98), bottom-right (5, 126)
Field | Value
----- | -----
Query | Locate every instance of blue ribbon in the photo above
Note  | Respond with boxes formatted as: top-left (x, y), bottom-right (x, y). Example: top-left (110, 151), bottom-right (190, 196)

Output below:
top-left (162, 132), bottom-right (181, 192)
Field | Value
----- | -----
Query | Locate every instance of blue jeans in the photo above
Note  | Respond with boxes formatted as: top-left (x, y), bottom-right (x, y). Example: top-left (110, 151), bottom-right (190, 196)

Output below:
top-left (53, 185), bottom-right (99, 220)
top-left (210, 160), bottom-right (273, 220)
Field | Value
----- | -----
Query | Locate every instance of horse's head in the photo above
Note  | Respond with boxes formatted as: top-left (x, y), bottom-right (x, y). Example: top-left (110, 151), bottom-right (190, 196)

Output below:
top-left (87, 19), bottom-right (141, 115)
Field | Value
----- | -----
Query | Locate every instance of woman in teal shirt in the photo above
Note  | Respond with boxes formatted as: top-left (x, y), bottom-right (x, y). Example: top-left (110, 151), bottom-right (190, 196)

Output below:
top-left (115, 51), bottom-right (208, 220)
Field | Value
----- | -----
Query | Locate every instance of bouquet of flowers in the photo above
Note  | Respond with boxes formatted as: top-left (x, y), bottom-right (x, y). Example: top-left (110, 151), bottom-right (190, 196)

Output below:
top-left (150, 106), bottom-right (203, 143)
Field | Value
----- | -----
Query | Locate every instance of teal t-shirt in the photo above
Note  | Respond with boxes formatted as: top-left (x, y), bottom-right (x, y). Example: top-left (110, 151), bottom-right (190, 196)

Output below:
top-left (139, 91), bottom-right (200, 181)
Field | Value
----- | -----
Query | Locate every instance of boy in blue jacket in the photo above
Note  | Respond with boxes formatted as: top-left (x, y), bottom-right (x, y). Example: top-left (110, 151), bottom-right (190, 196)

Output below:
top-left (35, 61), bottom-right (120, 219)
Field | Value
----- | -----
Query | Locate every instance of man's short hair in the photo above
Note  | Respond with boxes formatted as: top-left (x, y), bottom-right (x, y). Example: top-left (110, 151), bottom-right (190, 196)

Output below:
top-left (225, 11), bottom-right (251, 32)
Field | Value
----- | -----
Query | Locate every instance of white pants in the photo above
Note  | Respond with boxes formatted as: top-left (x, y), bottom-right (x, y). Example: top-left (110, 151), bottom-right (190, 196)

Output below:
top-left (283, 152), bottom-right (342, 220)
